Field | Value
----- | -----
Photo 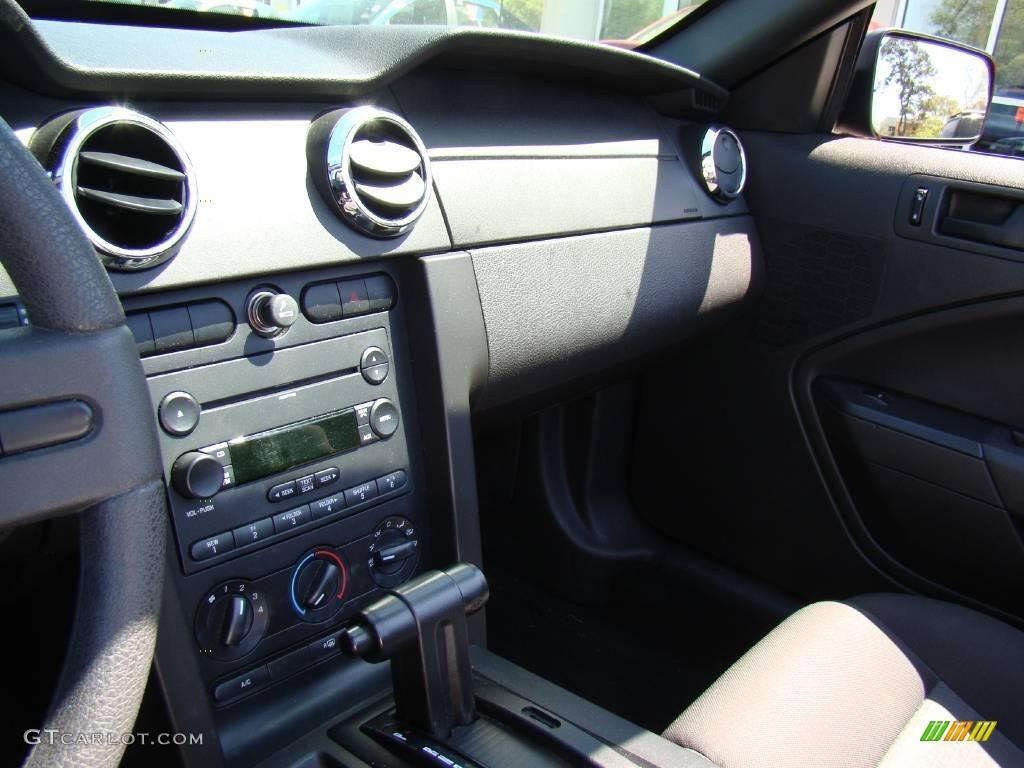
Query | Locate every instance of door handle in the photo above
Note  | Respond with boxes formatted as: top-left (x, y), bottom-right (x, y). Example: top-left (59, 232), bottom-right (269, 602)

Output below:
top-left (940, 202), bottom-right (1024, 250)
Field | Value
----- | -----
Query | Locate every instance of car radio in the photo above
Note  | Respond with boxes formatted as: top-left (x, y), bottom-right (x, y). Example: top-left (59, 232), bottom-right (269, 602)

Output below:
top-left (147, 325), bottom-right (413, 576)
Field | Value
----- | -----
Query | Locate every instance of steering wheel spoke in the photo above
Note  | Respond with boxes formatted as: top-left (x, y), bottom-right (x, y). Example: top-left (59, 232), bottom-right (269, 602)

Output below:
top-left (0, 325), bottom-right (162, 526)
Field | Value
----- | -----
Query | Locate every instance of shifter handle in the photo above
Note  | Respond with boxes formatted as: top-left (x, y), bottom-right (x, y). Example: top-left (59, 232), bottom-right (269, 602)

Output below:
top-left (340, 562), bottom-right (489, 738)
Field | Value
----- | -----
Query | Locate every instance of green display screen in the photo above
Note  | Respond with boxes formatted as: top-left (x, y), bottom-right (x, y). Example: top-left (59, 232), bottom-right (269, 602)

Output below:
top-left (229, 408), bottom-right (359, 485)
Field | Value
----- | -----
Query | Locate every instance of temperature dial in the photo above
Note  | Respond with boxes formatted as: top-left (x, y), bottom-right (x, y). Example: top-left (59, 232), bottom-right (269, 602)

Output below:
top-left (367, 516), bottom-right (420, 588)
top-left (195, 580), bottom-right (269, 661)
top-left (290, 548), bottom-right (348, 622)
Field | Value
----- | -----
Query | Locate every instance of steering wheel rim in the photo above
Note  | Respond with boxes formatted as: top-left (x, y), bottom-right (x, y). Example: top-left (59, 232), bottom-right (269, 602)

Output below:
top-left (0, 116), bottom-right (167, 768)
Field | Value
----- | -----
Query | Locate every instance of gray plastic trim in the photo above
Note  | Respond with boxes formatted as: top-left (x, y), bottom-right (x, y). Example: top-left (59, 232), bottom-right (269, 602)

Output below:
top-left (472, 217), bottom-right (763, 408)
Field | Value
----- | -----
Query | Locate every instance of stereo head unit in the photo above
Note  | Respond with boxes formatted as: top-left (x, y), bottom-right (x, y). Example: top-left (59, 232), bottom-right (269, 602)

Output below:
top-left (149, 327), bottom-right (412, 575)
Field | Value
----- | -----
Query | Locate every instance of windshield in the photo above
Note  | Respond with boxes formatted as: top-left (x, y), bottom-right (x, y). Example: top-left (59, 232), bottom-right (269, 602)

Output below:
top-left (88, 0), bottom-right (710, 47)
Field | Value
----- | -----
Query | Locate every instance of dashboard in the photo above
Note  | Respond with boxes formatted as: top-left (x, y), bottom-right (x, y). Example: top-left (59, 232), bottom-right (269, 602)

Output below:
top-left (0, 15), bottom-right (762, 765)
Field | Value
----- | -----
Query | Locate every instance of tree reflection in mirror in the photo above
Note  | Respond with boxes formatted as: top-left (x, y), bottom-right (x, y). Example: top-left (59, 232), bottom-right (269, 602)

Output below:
top-left (872, 35), bottom-right (992, 140)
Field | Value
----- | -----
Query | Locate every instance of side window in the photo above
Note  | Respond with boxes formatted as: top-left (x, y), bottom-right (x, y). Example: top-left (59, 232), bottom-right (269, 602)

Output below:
top-left (872, 0), bottom-right (1023, 159)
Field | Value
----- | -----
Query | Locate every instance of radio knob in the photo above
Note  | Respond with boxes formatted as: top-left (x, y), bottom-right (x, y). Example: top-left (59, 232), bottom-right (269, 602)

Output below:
top-left (369, 398), bottom-right (400, 439)
top-left (172, 451), bottom-right (225, 499)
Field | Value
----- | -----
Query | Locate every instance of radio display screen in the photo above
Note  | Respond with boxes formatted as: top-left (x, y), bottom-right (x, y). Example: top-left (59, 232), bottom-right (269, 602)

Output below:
top-left (229, 408), bottom-right (359, 485)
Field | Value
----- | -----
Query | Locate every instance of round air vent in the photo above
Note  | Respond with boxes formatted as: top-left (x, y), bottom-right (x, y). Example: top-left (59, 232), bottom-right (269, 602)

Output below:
top-left (308, 107), bottom-right (431, 238)
top-left (698, 126), bottom-right (746, 203)
top-left (35, 107), bottom-right (197, 271)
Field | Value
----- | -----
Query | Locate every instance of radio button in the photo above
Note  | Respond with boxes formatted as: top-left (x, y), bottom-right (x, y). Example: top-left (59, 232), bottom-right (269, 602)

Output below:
top-left (311, 493), bottom-right (346, 519)
top-left (354, 402), bottom-right (373, 426)
top-left (360, 347), bottom-right (389, 368)
top-left (191, 531), bottom-right (235, 561)
top-left (296, 474), bottom-right (317, 495)
top-left (268, 480), bottom-right (297, 503)
top-left (200, 442), bottom-right (231, 466)
top-left (362, 364), bottom-right (389, 385)
top-left (273, 504), bottom-right (311, 533)
top-left (358, 425), bottom-right (379, 447)
top-left (344, 481), bottom-right (378, 507)
top-left (159, 391), bottom-right (201, 436)
top-left (360, 347), bottom-right (390, 385)
top-left (220, 465), bottom-right (236, 490)
top-left (377, 470), bottom-right (408, 494)
top-left (315, 467), bottom-right (340, 487)
top-left (233, 518), bottom-right (273, 546)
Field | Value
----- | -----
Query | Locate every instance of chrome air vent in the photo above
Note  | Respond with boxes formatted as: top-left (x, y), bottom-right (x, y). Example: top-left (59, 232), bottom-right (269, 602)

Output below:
top-left (37, 107), bottom-right (196, 271)
top-left (309, 107), bottom-right (431, 238)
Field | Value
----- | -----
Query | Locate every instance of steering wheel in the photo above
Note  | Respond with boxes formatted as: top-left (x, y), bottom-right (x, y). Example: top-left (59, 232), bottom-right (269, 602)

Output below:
top-left (0, 118), bottom-right (167, 768)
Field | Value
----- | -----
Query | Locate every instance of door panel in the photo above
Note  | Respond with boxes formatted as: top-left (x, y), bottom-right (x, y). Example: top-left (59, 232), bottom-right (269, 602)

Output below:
top-left (631, 132), bottom-right (1024, 622)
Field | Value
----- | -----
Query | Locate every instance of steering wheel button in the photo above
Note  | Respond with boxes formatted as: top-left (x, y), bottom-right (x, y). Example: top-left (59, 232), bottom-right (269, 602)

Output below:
top-left (191, 532), bottom-right (235, 561)
top-left (159, 391), bottom-right (200, 436)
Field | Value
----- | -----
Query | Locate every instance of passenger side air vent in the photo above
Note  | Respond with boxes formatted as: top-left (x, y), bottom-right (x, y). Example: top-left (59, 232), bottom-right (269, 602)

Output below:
top-left (33, 107), bottom-right (196, 271)
top-left (307, 107), bottom-right (431, 239)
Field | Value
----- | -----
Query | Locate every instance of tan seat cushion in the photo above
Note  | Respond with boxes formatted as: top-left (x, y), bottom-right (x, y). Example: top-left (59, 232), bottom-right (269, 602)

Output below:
top-left (663, 594), bottom-right (1024, 768)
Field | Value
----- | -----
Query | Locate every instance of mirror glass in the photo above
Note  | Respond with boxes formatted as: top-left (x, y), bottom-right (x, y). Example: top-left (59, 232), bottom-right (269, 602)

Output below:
top-left (871, 34), bottom-right (992, 141)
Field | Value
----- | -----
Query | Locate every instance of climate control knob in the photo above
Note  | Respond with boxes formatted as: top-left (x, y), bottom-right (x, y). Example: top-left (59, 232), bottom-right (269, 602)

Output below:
top-left (195, 580), bottom-right (269, 661)
top-left (367, 516), bottom-right (419, 588)
top-left (172, 451), bottom-right (224, 499)
top-left (290, 549), bottom-right (348, 622)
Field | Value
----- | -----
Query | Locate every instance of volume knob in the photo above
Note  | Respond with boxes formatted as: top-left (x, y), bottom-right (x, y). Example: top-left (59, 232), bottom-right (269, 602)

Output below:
top-left (172, 451), bottom-right (224, 499)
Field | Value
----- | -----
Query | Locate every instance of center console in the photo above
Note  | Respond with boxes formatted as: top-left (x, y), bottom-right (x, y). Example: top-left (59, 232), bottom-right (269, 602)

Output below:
top-left (138, 259), bottom-right (710, 768)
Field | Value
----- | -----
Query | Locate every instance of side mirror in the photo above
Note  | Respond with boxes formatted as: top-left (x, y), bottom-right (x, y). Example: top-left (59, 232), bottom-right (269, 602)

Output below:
top-left (838, 30), bottom-right (995, 145)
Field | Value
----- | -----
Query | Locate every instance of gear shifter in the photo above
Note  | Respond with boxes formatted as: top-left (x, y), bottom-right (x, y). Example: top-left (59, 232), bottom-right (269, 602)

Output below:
top-left (340, 562), bottom-right (489, 739)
